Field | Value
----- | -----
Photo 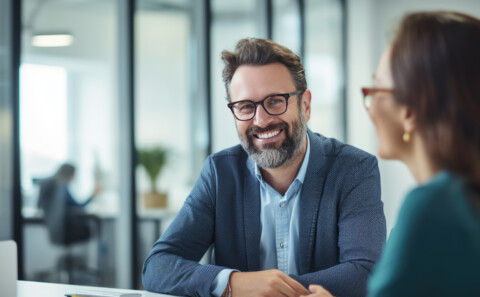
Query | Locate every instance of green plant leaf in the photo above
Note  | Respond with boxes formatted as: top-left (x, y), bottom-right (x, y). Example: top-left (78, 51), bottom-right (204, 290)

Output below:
top-left (137, 147), bottom-right (168, 193)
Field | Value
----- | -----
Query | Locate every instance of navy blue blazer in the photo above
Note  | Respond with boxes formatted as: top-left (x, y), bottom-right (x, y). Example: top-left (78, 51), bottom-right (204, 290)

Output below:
top-left (143, 130), bottom-right (386, 297)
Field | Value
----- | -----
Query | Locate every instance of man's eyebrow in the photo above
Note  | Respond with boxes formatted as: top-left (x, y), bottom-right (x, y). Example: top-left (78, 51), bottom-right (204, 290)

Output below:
top-left (236, 92), bottom-right (282, 102)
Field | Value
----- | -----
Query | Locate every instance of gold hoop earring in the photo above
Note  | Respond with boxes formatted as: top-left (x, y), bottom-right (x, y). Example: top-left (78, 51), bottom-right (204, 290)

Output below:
top-left (403, 132), bottom-right (411, 143)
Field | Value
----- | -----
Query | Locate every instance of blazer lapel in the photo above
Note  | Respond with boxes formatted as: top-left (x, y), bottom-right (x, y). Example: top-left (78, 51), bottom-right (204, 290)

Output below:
top-left (243, 158), bottom-right (261, 271)
top-left (298, 131), bottom-right (329, 274)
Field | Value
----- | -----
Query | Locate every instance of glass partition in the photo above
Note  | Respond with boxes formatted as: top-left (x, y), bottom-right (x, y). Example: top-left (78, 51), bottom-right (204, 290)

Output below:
top-left (20, 0), bottom-right (125, 287)
top-left (304, 0), bottom-right (345, 140)
top-left (210, 0), bottom-right (264, 152)
top-left (0, 0), bottom-right (14, 240)
top-left (134, 0), bottom-right (206, 288)
top-left (15, 0), bottom-right (347, 289)
top-left (273, 0), bottom-right (301, 55)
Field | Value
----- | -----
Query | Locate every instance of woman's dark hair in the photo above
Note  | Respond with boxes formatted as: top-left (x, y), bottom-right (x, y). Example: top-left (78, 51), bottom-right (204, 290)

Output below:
top-left (390, 11), bottom-right (480, 192)
top-left (221, 38), bottom-right (306, 101)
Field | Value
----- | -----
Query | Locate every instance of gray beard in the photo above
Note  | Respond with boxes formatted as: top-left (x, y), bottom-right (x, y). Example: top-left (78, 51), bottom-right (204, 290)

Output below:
top-left (239, 112), bottom-right (307, 169)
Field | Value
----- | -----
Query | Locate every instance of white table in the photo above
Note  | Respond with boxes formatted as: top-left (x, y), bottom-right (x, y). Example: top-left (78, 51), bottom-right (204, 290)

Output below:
top-left (18, 280), bottom-right (176, 297)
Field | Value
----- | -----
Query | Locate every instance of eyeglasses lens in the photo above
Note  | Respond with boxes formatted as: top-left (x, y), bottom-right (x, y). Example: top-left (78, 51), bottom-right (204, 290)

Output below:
top-left (233, 96), bottom-right (287, 120)
top-left (364, 95), bottom-right (372, 109)
top-left (264, 96), bottom-right (287, 114)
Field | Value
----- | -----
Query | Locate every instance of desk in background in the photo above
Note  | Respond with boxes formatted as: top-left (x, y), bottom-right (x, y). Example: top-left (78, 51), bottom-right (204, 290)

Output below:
top-left (22, 206), bottom-right (177, 288)
top-left (137, 208), bottom-right (176, 240)
top-left (22, 207), bottom-right (116, 286)
top-left (18, 280), bottom-right (174, 297)
top-left (22, 206), bottom-right (177, 240)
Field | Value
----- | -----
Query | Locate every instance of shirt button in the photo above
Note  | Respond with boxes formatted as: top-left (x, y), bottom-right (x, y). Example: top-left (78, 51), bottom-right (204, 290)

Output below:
top-left (280, 203), bottom-right (285, 208)
top-left (280, 243), bottom-right (285, 248)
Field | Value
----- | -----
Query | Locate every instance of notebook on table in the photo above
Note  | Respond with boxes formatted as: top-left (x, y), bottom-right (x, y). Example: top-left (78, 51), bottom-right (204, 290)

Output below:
top-left (0, 240), bottom-right (17, 297)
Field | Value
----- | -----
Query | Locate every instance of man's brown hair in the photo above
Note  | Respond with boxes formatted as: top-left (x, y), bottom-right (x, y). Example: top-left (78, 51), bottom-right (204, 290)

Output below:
top-left (221, 38), bottom-right (306, 101)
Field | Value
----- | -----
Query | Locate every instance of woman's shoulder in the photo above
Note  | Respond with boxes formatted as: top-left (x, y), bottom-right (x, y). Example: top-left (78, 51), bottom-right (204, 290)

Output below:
top-left (402, 171), bottom-right (464, 213)
top-left (393, 171), bottom-right (480, 245)
top-left (397, 171), bottom-right (480, 247)
top-left (368, 172), bottom-right (480, 296)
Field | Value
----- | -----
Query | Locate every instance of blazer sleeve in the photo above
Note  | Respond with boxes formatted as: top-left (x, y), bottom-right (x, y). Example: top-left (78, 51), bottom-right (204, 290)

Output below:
top-left (142, 156), bottom-right (225, 297)
top-left (292, 154), bottom-right (386, 297)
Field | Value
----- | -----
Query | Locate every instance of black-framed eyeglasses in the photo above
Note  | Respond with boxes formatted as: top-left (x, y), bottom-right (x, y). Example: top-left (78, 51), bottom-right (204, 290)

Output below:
top-left (361, 87), bottom-right (393, 110)
top-left (227, 90), bottom-right (304, 121)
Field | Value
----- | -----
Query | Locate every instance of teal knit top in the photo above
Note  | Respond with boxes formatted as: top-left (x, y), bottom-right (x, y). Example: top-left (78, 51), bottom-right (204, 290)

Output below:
top-left (368, 171), bottom-right (480, 296)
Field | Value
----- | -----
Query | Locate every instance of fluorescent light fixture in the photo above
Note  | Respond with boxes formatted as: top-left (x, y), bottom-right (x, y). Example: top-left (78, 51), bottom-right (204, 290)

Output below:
top-left (31, 33), bottom-right (74, 47)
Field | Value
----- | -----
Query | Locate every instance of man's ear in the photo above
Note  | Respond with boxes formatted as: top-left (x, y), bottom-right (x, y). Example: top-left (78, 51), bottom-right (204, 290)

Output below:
top-left (400, 105), bottom-right (417, 134)
top-left (302, 89), bottom-right (312, 121)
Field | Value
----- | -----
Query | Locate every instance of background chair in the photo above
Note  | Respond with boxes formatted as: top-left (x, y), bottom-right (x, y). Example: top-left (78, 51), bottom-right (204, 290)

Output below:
top-left (35, 178), bottom-right (102, 285)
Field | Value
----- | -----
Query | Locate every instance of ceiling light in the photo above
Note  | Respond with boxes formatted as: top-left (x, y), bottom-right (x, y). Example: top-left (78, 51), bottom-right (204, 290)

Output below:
top-left (31, 33), bottom-right (74, 47)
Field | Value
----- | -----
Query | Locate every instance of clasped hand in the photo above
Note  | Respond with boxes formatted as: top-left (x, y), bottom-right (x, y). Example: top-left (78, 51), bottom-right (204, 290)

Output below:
top-left (230, 269), bottom-right (310, 297)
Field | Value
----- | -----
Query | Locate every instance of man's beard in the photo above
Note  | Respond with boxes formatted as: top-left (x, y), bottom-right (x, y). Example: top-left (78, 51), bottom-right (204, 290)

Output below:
top-left (238, 112), bottom-right (307, 169)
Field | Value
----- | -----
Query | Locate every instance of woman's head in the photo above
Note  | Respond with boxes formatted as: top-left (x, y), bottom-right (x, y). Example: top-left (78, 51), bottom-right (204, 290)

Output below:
top-left (369, 11), bottom-right (480, 186)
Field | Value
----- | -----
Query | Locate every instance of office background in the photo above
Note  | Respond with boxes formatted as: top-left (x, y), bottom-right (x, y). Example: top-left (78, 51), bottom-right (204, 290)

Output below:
top-left (1, 0), bottom-right (479, 291)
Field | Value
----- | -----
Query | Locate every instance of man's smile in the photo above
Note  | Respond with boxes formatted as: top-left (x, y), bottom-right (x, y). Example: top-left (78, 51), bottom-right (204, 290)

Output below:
top-left (254, 129), bottom-right (282, 139)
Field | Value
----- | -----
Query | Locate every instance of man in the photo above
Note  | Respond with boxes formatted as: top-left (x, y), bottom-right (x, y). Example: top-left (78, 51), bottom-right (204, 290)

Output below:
top-left (143, 38), bottom-right (386, 297)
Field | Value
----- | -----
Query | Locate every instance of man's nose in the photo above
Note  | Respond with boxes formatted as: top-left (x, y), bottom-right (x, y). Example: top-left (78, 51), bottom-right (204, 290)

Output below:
top-left (253, 104), bottom-right (273, 127)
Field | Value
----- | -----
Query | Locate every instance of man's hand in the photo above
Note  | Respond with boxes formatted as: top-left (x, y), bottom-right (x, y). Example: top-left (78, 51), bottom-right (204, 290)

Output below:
top-left (300, 285), bottom-right (335, 297)
top-left (230, 269), bottom-right (309, 297)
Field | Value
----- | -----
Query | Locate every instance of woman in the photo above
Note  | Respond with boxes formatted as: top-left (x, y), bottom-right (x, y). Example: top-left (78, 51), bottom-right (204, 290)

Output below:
top-left (303, 11), bottom-right (480, 297)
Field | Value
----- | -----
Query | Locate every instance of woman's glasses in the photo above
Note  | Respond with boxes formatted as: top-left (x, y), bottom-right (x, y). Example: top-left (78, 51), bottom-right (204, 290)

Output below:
top-left (361, 87), bottom-right (393, 110)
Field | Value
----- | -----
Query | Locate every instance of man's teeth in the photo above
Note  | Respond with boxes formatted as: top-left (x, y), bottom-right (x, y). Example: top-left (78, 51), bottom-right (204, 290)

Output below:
top-left (257, 130), bottom-right (281, 139)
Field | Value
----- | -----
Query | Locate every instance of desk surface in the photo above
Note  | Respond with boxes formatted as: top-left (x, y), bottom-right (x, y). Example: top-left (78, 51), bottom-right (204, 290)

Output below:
top-left (18, 280), bottom-right (175, 297)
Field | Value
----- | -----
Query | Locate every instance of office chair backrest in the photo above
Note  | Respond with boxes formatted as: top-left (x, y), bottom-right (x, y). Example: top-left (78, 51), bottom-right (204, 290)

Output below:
top-left (38, 178), bottom-right (69, 245)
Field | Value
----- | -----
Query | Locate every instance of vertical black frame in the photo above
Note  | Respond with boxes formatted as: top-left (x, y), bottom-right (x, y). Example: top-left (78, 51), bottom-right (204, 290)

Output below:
top-left (12, 0), bottom-right (23, 280)
top-left (126, 0), bottom-right (138, 288)
top-left (298, 0), bottom-right (305, 59)
top-left (340, 0), bottom-right (348, 142)
top-left (204, 0), bottom-right (213, 156)
top-left (266, 0), bottom-right (273, 39)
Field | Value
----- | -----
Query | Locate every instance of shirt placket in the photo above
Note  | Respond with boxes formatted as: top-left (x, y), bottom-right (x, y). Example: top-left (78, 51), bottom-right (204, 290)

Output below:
top-left (275, 192), bottom-right (289, 273)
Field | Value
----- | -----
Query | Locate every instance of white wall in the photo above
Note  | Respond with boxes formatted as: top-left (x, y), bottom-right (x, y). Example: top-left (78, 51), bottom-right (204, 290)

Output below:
top-left (347, 0), bottom-right (480, 234)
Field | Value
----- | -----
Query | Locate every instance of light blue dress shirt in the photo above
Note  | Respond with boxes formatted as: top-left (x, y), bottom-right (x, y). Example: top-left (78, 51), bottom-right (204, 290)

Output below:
top-left (212, 135), bottom-right (310, 296)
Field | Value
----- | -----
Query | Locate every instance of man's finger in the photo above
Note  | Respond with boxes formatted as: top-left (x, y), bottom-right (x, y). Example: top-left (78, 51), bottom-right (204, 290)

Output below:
top-left (308, 285), bottom-right (334, 297)
top-left (269, 276), bottom-right (299, 297)
top-left (278, 273), bottom-right (309, 295)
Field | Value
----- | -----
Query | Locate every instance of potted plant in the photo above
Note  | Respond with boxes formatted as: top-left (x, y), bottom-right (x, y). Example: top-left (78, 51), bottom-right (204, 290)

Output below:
top-left (137, 146), bottom-right (168, 208)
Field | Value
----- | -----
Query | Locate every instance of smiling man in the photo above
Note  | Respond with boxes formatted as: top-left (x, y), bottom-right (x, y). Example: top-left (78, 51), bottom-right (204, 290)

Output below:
top-left (143, 38), bottom-right (386, 297)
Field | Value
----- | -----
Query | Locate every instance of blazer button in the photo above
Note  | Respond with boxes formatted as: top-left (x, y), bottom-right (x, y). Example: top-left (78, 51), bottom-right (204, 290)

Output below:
top-left (280, 242), bottom-right (285, 248)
